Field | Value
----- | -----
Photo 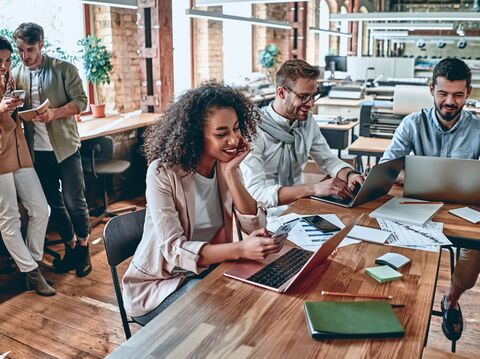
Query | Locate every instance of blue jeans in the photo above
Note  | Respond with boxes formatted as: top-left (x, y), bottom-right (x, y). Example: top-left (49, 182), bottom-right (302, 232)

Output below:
top-left (34, 150), bottom-right (90, 242)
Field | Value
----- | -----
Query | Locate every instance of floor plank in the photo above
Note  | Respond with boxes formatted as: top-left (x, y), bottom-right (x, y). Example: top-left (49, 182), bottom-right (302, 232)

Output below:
top-left (1, 197), bottom-right (479, 358)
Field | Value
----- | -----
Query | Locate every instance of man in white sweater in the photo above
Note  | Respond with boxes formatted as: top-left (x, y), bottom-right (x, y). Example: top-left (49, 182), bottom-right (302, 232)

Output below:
top-left (241, 59), bottom-right (364, 209)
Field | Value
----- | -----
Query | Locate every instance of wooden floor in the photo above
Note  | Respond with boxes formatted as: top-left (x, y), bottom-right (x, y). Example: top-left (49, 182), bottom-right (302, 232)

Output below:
top-left (1, 197), bottom-right (479, 358)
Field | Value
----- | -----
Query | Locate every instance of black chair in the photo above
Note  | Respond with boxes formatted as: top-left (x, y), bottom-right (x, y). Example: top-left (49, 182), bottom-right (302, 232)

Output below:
top-left (103, 208), bottom-right (146, 339)
top-left (81, 136), bottom-right (136, 227)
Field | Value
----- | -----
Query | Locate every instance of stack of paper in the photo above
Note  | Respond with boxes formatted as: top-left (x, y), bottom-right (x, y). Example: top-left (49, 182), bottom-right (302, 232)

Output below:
top-left (365, 265), bottom-right (403, 283)
top-left (266, 213), bottom-right (356, 251)
top-left (377, 218), bottom-right (452, 252)
top-left (449, 207), bottom-right (480, 224)
top-left (346, 225), bottom-right (392, 244)
top-left (369, 197), bottom-right (443, 227)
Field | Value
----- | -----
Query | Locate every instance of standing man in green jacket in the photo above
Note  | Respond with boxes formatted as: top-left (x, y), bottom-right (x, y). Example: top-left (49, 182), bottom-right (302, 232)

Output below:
top-left (13, 23), bottom-right (92, 277)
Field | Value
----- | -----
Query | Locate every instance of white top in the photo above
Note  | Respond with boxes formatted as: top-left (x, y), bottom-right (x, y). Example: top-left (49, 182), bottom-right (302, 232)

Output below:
top-left (240, 103), bottom-right (350, 207)
top-left (31, 70), bottom-right (53, 151)
top-left (192, 170), bottom-right (224, 242)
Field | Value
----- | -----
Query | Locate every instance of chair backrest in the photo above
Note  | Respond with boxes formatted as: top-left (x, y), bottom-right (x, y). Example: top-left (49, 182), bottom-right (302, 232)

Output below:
top-left (81, 136), bottom-right (115, 162)
top-left (103, 209), bottom-right (146, 339)
top-left (81, 136), bottom-right (115, 175)
top-left (103, 209), bottom-right (146, 267)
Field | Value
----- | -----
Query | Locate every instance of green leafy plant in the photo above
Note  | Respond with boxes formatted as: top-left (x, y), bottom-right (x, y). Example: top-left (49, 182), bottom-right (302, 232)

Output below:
top-left (78, 35), bottom-right (112, 87)
top-left (258, 44), bottom-right (279, 69)
top-left (0, 28), bottom-right (76, 68)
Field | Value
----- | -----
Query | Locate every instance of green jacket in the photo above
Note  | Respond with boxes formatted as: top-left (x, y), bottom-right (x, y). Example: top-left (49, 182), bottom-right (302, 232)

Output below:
top-left (14, 55), bottom-right (88, 163)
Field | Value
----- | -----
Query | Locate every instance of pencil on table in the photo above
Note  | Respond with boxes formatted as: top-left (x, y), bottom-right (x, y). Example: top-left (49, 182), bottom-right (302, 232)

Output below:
top-left (321, 290), bottom-right (393, 300)
top-left (399, 201), bottom-right (443, 205)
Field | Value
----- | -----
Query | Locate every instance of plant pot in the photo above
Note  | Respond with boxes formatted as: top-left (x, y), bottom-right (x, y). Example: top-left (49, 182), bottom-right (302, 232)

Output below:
top-left (90, 104), bottom-right (106, 118)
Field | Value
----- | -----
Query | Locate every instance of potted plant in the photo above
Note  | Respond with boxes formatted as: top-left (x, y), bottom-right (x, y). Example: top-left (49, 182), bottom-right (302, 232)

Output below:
top-left (258, 44), bottom-right (280, 84)
top-left (78, 35), bottom-right (112, 118)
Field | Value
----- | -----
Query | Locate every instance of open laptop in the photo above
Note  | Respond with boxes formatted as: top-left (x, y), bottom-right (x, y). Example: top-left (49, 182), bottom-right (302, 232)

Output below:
top-left (405, 155), bottom-right (480, 205)
top-left (224, 215), bottom-right (362, 293)
top-left (311, 157), bottom-right (404, 208)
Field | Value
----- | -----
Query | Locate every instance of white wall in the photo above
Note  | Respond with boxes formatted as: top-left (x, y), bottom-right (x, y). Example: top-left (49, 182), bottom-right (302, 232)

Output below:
top-left (172, 0), bottom-right (192, 97)
top-left (222, 3), bottom-right (252, 85)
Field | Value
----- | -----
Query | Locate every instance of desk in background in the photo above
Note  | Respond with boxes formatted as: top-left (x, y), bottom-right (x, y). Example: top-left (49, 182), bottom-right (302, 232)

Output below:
top-left (107, 188), bottom-right (444, 359)
top-left (77, 112), bottom-right (160, 141)
top-left (348, 136), bottom-right (392, 172)
top-left (77, 112), bottom-right (160, 208)
top-left (317, 120), bottom-right (358, 158)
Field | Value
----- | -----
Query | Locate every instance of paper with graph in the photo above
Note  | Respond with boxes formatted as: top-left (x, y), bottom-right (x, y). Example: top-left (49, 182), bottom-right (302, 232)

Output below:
top-left (377, 218), bottom-right (451, 252)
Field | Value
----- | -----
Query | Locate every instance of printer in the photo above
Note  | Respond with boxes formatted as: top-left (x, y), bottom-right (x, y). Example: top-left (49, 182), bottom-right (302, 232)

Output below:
top-left (328, 84), bottom-right (365, 100)
top-left (360, 85), bottom-right (432, 138)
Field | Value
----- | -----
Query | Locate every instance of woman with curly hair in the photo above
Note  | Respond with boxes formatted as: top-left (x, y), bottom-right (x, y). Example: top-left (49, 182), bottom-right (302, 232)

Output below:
top-left (122, 82), bottom-right (285, 324)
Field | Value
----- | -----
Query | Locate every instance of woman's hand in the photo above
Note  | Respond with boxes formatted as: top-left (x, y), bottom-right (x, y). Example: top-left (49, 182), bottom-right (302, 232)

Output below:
top-left (0, 96), bottom-right (23, 114)
top-left (218, 136), bottom-right (251, 176)
top-left (240, 228), bottom-right (286, 260)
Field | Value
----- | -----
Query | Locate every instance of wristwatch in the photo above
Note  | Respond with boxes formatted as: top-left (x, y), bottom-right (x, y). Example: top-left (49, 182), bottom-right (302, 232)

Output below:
top-left (346, 169), bottom-right (361, 182)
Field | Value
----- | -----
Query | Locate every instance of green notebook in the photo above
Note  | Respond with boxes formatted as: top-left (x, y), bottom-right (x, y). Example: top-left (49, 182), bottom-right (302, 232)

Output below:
top-left (304, 301), bottom-right (404, 340)
top-left (365, 265), bottom-right (403, 283)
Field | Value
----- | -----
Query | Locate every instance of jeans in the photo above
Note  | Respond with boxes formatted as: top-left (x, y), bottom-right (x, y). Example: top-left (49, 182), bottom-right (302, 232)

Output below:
top-left (34, 150), bottom-right (90, 242)
top-left (0, 168), bottom-right (49, 272)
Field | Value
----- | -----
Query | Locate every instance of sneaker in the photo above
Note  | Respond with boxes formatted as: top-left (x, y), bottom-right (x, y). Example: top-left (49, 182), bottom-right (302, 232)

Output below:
top-left (441, 295), bottom-right (463, 341)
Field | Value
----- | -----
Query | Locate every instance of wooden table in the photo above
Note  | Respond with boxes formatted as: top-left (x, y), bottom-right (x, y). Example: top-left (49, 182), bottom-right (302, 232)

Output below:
top-left (107, 187), bottom-right (454, 359)
top-left (77, 112), bottom-right (160, 141)
top-left (348, 136), bottom-right (392, 172)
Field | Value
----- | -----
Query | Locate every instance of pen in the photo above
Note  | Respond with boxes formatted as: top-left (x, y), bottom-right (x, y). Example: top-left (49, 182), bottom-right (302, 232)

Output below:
top-left (391, 304), bottom-right (405, 308)
top-left (399, 201), bottom-right (443, 205)
top-left (321, 290), bottom-right (393, 300)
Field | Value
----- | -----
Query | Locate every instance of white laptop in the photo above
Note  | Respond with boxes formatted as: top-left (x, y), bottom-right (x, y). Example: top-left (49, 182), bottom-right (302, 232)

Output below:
top-left (404, 155), bottom-right (480, 205)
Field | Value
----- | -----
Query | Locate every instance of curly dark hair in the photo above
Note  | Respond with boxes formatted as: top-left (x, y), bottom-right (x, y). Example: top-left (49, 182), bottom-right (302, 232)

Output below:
top-left (143, 81), bottom-right (260, 173)
top-left (433, 58), bottom-right (471, 88)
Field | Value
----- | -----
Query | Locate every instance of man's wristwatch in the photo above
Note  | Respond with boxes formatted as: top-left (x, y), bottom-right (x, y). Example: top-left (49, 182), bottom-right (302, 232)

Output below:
top-left (345, 169), bottom-right (361, 182)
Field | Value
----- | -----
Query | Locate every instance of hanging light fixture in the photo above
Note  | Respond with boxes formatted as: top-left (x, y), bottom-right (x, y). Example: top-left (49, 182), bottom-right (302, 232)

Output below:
top-left (185, 9), bottom-right (292, 30)
top-left (367, 22), bottom-right (454, 31)
top-left (309, 26), bottom-right (352, 37)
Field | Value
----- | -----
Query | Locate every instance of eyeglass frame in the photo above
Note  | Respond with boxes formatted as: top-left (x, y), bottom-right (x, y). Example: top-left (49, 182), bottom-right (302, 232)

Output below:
top-left (283, 86), bottom-right (322, 104)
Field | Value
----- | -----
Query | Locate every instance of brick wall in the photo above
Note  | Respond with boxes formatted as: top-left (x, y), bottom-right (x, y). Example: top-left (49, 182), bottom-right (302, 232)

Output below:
top-left (306, 0), bottom-right (320, 66)
top-left (252, 3), bottom-right (290, 73)
top-left (193, 6), bottom-right (223, 85)
top-left (92, 6), bottom-right (140, 113)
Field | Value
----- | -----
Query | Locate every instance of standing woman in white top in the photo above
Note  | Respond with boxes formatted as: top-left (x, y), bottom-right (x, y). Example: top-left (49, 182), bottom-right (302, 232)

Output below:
top-left (122, 82), bottom-right (285, 324)
top-left (0, 36), bottom-right (54, 296)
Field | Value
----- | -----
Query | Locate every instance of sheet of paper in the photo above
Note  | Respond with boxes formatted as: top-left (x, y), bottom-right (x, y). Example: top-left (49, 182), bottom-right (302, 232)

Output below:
top-left (345, 225), bottom-right (392, 244)
top-left (267, 213), bottom-right (356, 252)
top-left (377, 218), bottom-right (451, 252)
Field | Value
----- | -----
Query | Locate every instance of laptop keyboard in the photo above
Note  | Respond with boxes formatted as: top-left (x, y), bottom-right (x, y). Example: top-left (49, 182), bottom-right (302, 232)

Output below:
top-left (247, 247), bottom-right (314, 288)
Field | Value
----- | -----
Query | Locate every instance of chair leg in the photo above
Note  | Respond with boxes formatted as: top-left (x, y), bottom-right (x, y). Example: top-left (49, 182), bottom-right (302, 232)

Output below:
top-left (44, 236), bottom-right (63, 262)
top-left (101, 175), bottom-right (136, 218)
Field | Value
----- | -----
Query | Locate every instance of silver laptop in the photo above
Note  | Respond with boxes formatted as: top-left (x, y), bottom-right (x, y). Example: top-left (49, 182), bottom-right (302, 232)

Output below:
top-left (311, 157), bottom-right (404, 208)
top-left (405, 155), bottom-right (480, 205)
top-left (224, 216), bottom-right (362, 293)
